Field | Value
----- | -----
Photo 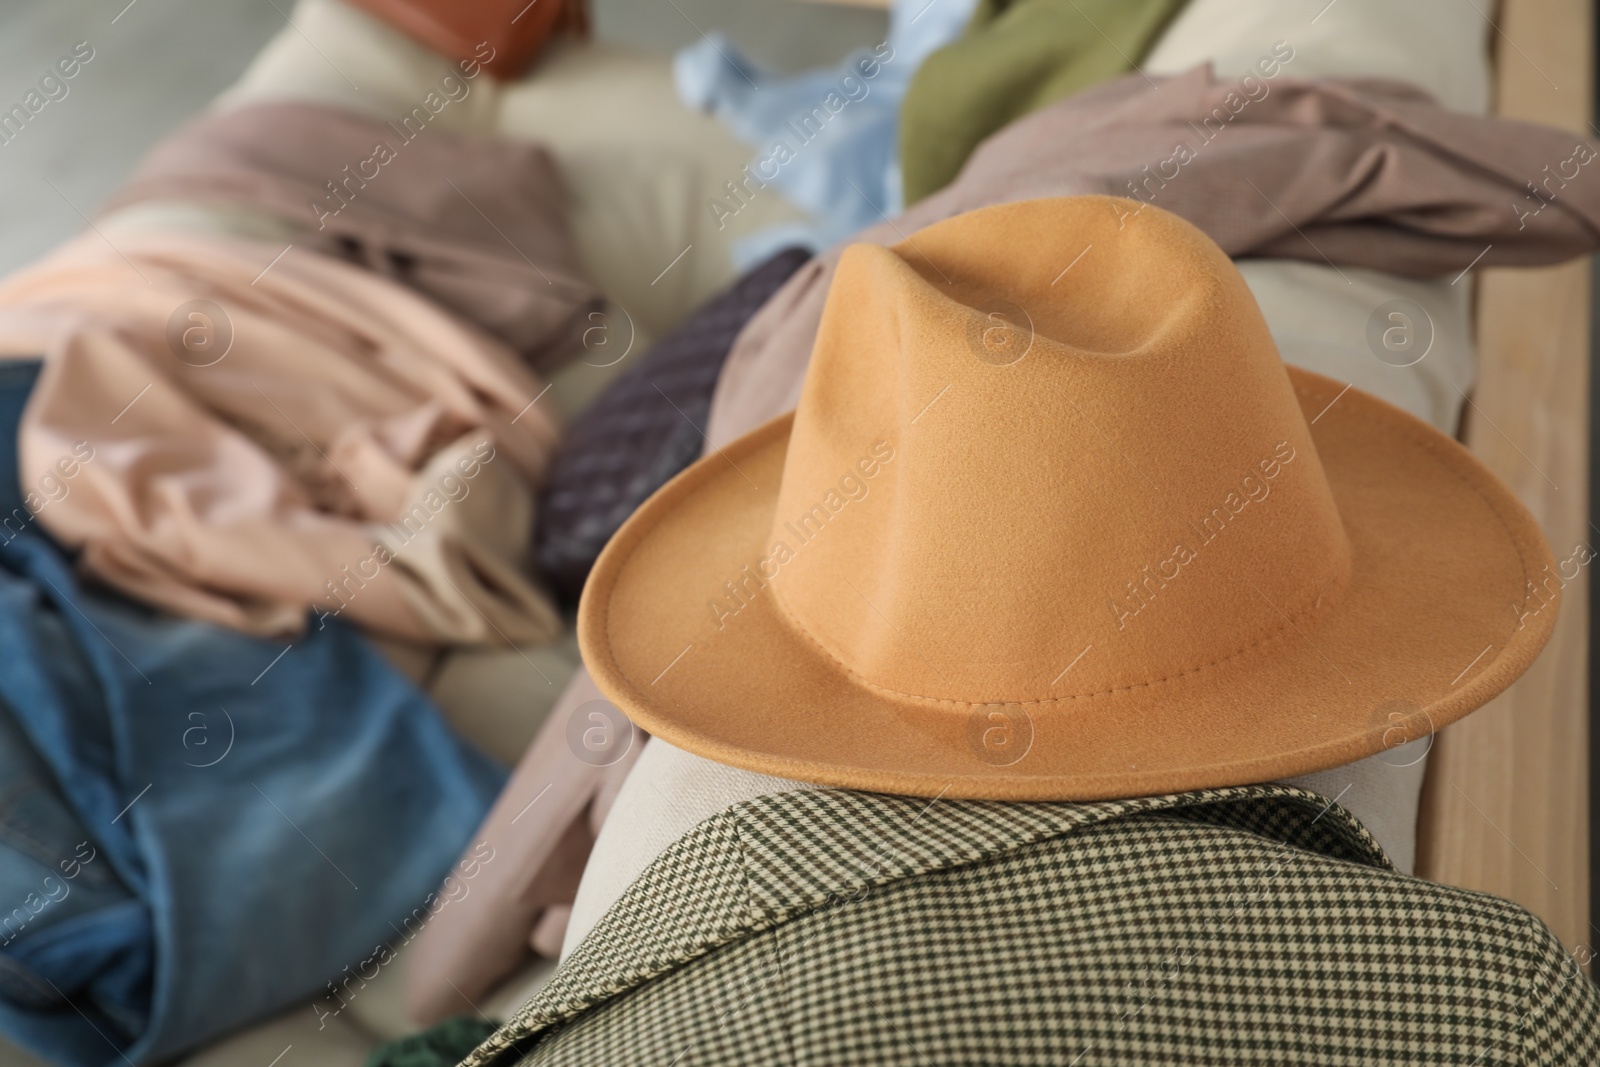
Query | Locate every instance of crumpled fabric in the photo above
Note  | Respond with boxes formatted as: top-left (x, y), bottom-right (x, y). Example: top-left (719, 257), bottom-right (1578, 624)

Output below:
top-left (0, 228), bottom-right (565, 645)
top-left (711, 67), bottom-right (1600, 444)
top-left (0, 359), bottom-right (507, 1067)
top-left (672, 0), bottom-right (978, 265)
top-left (102, 101), bottom-right (602, 374)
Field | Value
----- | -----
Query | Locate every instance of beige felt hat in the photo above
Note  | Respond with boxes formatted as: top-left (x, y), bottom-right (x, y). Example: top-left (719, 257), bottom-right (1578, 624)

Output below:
top-left (577, 196), bottom-right (1557, 801)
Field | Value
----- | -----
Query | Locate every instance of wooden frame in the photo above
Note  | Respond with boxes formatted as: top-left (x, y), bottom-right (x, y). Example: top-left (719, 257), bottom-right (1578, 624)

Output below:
top-left (1416, 0), bottom-right (1592, 971)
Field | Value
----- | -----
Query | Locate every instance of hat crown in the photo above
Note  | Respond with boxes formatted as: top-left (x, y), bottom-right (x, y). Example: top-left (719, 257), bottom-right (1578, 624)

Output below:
top-left (767, 198), bottom-right (1352, 703)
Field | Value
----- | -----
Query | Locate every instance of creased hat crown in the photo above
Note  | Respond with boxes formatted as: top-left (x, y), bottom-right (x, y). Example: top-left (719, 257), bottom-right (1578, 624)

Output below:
top-left (769, 198), bottom-right (1351, 703)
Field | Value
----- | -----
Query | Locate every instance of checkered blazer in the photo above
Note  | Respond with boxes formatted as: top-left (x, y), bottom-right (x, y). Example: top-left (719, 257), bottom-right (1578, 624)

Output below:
top-left (460, 785), bottom-right (1600, 1065)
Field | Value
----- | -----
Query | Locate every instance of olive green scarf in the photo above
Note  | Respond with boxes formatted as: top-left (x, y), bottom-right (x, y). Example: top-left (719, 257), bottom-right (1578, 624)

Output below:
top-left (900, 0), bottom-right (1187, 203)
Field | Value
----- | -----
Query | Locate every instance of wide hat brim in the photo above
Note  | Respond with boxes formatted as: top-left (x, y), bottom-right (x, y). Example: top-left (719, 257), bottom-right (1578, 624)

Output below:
top-left (579, 368), bottom-right (1557, 801)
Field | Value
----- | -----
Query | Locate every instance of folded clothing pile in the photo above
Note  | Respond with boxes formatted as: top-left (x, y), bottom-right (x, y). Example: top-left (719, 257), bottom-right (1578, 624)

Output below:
top-left (0, 80), bottom-right (612, 1067)
top-left (0, 360), bottom-right (507, 1067)
top-left (0, 102), bottom-right (601, 647)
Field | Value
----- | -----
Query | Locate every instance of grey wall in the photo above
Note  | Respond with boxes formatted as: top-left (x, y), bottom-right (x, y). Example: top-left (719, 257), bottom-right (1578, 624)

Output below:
top-left (0, 1), bottom-right (287, 276)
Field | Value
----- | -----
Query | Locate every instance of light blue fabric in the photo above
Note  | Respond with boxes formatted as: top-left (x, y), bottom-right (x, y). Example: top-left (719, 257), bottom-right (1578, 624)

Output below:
top-left (675, 0), bottom-right (978, 265)
top-left (0, 360), bottom-right (507, 1067)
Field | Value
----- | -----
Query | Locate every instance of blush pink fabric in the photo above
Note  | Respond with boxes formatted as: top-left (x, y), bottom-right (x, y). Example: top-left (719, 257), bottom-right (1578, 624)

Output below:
top-left (0, 230), bottom-right (564, 644)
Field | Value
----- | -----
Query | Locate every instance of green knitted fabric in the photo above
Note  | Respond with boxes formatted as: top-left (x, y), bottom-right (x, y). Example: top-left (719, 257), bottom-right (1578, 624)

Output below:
top-left (365, 1017), bottom-right (501, 1067)
top-left (899, 0), bottom-right (1187, 203)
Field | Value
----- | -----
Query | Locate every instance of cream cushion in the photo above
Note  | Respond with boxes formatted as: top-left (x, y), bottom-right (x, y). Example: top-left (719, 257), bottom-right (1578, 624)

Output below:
top-left (1142, 0), bottom-right (1491, 114)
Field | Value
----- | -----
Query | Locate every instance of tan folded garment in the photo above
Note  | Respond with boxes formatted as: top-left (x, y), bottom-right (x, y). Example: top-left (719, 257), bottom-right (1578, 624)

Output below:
top-left (0, 230), bottom-right (562, 644)
top-left (103, 101), bottom-right (601, 375)
top-left (711, 66), bottom-right (1600, 444)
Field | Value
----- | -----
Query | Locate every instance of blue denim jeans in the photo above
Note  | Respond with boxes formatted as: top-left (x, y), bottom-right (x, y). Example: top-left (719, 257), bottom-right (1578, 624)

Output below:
top-left (0, 361), bottom-right (506, 1066)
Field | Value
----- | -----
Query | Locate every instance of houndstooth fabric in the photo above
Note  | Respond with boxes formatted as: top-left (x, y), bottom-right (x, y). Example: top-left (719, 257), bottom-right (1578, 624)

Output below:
top-left (533, 246), bottom-right (811, 604)
top-left (459, 785), bottom-right (1600, 1066)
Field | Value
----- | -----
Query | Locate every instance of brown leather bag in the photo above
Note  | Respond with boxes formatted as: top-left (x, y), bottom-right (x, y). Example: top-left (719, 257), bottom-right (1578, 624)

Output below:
top-left (343, 0), bottom-right (587, 80)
